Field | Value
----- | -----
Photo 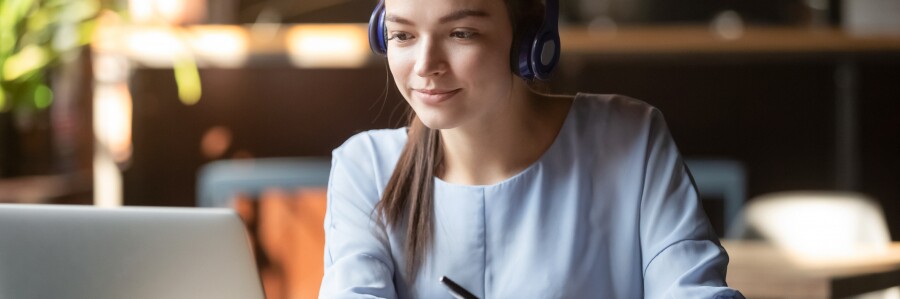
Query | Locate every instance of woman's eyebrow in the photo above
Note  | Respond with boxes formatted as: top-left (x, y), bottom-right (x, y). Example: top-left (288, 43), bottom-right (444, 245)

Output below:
top-left (438, 9), bottom-right (489, 24)
top-left (385, 14), bottom-right (413, 25)
top-left (385, 9), bottom-right (489, 25)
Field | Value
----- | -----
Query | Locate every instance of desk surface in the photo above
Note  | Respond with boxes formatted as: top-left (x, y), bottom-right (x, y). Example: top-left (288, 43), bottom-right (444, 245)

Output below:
top-left (723, 241), bottom-right (900, 299)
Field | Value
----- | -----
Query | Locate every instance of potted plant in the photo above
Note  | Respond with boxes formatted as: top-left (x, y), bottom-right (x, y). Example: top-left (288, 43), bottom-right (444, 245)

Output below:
top-left (0, 0), bottom-right (100, 179)
top-left (1, 0), bottom-right (100, 112)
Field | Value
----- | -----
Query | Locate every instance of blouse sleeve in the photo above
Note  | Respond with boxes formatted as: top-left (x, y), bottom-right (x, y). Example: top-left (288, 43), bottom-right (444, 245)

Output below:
top-left (319, 136), bottom-right (398, 299)
top-left (638, 109), bottom-right (745, 299)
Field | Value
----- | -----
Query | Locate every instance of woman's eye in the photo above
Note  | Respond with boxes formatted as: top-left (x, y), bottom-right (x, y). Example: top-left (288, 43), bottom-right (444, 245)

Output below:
top-left (387, 32), bottom-right (413, 42)
top-left (451, 31), bottom-right (477, 39)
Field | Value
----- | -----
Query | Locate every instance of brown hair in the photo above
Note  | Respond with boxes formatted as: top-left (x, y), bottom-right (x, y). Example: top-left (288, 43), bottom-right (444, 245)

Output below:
top-left (375, 0), bottom-right (545, 281)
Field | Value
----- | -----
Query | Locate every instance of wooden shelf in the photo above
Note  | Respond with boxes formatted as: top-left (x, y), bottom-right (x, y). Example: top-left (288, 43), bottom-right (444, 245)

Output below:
top-left (561, 26), bottom-right (900, 56)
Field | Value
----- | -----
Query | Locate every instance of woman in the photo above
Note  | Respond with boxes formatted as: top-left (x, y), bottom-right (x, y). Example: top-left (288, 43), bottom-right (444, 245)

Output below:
top-left (319, 0), bottom-right (744, 297)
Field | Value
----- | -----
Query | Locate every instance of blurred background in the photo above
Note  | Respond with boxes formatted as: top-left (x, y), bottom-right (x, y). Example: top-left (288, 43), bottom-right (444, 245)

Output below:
top-left (2, 0), bottom-right (900, 298)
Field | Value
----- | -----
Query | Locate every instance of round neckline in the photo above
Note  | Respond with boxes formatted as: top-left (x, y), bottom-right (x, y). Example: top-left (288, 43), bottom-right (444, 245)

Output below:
top-left (434, 94), bottom-right (580, 189)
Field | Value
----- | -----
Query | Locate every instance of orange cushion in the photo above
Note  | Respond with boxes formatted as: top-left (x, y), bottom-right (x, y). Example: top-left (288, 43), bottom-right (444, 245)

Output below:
top-left (232, 188), bottom-right (327, 299)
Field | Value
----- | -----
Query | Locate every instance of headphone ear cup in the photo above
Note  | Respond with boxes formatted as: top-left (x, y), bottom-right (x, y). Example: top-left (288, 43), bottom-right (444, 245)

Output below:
top-left (536, 0), bottom-right (561, 80)
top-left (530, 29), bottom-right (560, 80)
top-left (368, 1), bottom-right (387, 55)
top-left (513, 0), bottom-right (559, 81)
top-left (513, 25), bottom-right (538, 80)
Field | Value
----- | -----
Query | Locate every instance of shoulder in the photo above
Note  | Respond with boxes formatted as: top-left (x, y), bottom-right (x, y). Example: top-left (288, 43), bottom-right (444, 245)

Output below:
top-left (570, 93), bottom-right (667, 139)
top-left (573, 93), bottom-right (662, 123)
top-left (333, 128), bottom-right (407, 158)
top-left (331, 128), bottom-right (407, 192)
top-left (560, 93), bottom-right (678, 173)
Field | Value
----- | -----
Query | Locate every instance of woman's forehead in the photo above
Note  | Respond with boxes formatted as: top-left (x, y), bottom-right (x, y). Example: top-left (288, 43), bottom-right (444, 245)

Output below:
top-left (384, 0), bottom-right (507, 23)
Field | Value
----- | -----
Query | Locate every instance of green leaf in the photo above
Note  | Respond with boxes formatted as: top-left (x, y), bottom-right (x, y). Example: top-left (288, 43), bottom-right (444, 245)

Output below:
top-left (34, 82), bottom-right (52, 109)
top-left (0, 30), bottom-right (16, 57)
top-left (0, 85), bottom-right (7, 111)
top-left (2, 44), bottom-right (48, 81)
top-left (174, 57), bottom-right (202, 105)
top-left (77, 19), bottom-right (97, 45)
top-left (25, 7), bottom-right (50, 33)
top-left (19, 29), bottom-right (51, 49)
top-left (7, 0), bottom-right (37, 25)
top-left (68, 0), bottom-right (100, 22)
top-left (0, 3), bottom-right (23, 55)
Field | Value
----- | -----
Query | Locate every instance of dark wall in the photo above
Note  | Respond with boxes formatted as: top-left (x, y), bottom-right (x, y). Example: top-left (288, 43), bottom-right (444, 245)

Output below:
top-left (860, 62), bottom-right (900, 239)
top-left (555, 61), bottom-right (837, 194)
top-left (125, 66), bottom-right (406, 207)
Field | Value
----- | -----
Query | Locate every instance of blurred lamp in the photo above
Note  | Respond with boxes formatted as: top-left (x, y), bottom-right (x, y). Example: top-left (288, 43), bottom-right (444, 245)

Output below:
top-left (129, 0), bottom-right (207, 25)
top-left (746, 191), bottom-right (891, 264)
top-left (187, 26), bottom-right (249, 68)
top-left (286, 24), bottom-right (369, 68)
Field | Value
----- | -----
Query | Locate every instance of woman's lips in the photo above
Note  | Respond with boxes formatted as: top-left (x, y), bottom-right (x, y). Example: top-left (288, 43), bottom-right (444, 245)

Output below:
top-left (413, 88), bottom-right (461, 105)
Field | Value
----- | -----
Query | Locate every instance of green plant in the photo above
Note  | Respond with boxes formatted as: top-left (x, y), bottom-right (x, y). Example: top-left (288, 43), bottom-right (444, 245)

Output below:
top-left (0, 0), bottom-right (102, 112)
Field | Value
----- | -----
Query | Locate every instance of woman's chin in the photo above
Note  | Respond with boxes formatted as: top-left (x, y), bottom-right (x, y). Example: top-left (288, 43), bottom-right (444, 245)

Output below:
top-left (418, 119), bottom-right (455, 130)
top-left (416, 113), bottom-right (461, 130)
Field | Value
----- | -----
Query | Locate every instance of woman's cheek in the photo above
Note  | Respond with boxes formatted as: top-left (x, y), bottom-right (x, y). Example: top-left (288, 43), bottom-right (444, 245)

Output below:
top-left (387, 51), bottom-right (413, 94)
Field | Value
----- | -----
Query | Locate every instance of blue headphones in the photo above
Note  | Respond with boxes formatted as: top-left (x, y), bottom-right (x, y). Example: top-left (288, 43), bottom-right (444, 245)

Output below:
top-left (367, 0), bottom-right (560, 81)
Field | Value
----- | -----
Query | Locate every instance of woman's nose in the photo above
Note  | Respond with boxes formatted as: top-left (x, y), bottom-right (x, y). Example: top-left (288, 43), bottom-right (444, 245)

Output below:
top-left (413, 37), bottom-right (447, 78)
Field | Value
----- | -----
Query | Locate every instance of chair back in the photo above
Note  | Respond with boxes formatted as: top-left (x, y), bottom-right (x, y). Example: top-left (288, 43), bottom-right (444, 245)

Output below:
top-left (685, 158), bottom-right (747, 238)
top-left (197, 157), bottom-right (331, 299)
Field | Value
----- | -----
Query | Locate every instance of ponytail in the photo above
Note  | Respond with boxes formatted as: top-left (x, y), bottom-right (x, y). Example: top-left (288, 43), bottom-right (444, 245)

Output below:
top-left (375, 113), bottom-right (442, 281)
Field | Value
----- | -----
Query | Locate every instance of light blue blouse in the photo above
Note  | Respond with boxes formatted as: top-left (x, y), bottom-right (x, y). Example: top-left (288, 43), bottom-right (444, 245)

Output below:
top-left (320, 94), bottom-right (744, 299)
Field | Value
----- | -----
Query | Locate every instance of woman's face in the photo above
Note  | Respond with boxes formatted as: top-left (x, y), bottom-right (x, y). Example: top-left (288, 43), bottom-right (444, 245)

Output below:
top-left (385, 0), bottom-right (515, 130)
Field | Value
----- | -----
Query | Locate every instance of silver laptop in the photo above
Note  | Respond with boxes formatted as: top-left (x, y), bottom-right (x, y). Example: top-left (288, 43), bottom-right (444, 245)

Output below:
top-left (0, 204), bottom-right (265, 299)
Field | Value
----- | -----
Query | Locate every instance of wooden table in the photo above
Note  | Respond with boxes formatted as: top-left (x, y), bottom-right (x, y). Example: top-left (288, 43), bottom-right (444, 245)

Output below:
top-left (723, 241), bottom-right (900, 298)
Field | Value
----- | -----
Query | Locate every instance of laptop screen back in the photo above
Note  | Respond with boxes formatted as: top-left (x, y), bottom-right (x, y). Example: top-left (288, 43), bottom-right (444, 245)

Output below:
top-left (0, 204), bottom-right (265, 299)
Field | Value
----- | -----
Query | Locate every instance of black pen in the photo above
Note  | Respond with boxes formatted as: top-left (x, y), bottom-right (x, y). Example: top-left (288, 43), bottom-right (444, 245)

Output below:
top-left (440, 276), bottom-right (479, 299)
